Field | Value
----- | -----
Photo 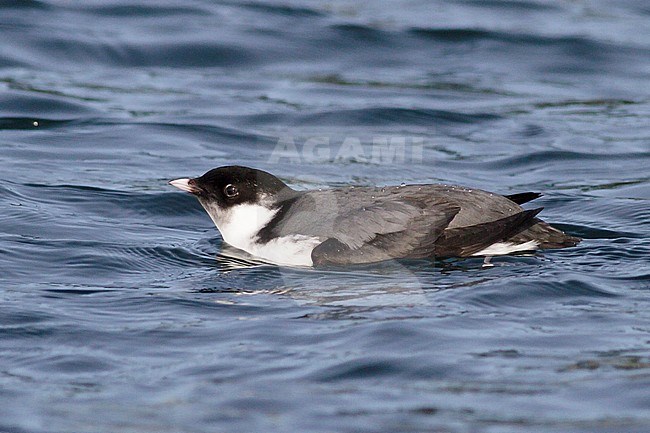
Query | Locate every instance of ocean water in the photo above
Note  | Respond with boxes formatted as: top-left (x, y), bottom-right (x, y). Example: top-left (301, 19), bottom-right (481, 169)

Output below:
top-left (1, 1), bottom-right (649, 432)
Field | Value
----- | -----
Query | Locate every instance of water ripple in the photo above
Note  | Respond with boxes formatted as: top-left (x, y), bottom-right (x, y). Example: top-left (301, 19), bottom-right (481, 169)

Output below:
top-left (242, 107), bottom-right (501, 127)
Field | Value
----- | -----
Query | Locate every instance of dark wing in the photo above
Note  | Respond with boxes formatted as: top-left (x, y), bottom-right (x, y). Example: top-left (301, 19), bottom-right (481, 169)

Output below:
top-left (326, 196), bottom-right (459, 250)
top-left (269, 188), bottom-right (460, 266)
top-left (434, 207), bottom-right (543, 257)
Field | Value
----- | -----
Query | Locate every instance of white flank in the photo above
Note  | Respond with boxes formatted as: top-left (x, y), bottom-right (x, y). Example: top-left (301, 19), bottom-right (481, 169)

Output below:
top-left (250, 234), bottom-right (323, 267)
top-left (472, 240), bottom-right (539, 257)
top-left (199, 201), bottom-right (321, 267)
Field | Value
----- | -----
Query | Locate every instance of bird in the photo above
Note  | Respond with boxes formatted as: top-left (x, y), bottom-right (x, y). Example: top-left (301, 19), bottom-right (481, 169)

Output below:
top-left (169, 165), bottom-right (580, 267)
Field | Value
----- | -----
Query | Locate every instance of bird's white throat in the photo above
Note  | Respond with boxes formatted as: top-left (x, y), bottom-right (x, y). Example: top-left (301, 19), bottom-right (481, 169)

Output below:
top-left (198, 200), bottom-right (321, 266)
top-left (199, 200), bottom-right (276, 248)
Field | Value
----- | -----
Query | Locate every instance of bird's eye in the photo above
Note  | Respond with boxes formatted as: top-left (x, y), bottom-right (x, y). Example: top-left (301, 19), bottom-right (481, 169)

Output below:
top-left (224, 184), bottom-right (239, 198)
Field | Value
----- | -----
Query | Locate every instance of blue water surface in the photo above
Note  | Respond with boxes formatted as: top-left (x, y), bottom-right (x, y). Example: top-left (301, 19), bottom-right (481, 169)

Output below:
top-left (1, 1), bottom-right (649, 432)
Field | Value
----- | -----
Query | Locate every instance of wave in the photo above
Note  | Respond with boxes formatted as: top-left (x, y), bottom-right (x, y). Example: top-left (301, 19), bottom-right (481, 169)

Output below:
top-left (241, 107), bottom-right (501, 127)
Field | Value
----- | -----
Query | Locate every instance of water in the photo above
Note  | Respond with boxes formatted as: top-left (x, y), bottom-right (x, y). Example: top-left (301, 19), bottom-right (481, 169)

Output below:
top-left (1, 1), bottom-right (649, 432)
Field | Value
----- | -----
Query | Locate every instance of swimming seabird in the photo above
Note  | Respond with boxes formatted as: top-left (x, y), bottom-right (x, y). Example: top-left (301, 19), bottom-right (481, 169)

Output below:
top-left (170, 166), bottom-right (580, 266)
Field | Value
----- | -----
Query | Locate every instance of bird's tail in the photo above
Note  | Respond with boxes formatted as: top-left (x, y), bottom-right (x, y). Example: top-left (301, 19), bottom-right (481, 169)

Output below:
top-left (507, 219), bottom-right (581, 249)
